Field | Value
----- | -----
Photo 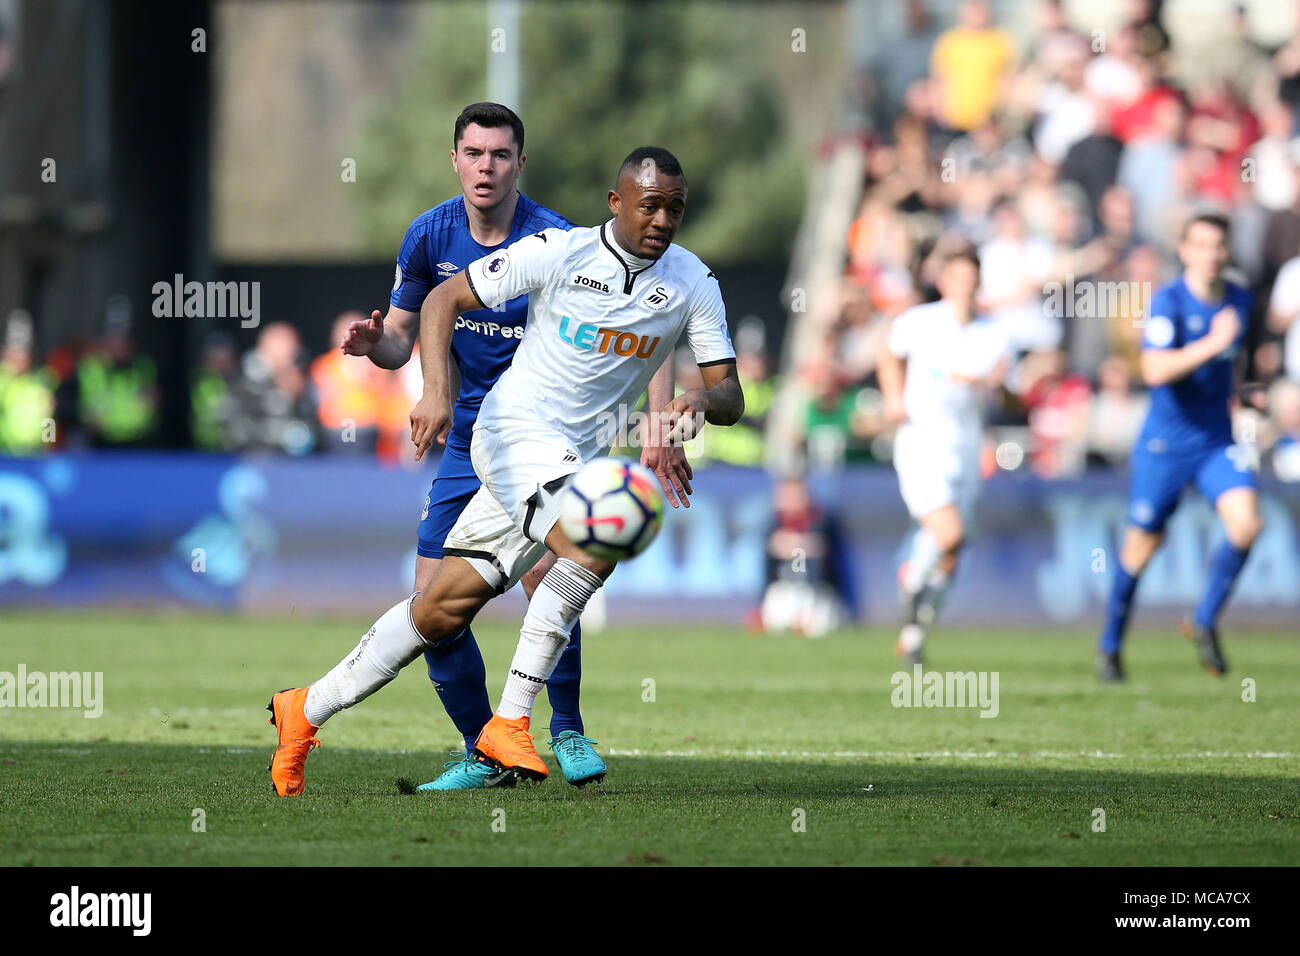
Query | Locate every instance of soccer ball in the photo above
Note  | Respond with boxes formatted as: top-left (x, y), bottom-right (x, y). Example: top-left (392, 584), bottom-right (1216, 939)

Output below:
top-left (558, 458), bottom-right (665, 562)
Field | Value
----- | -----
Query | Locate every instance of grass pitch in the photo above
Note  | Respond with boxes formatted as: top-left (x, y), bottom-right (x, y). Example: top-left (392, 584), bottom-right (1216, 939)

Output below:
top-left (1, 610), bottom-right (1297, 866)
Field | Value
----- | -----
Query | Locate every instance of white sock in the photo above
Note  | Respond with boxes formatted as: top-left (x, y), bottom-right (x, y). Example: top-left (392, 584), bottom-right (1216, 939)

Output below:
top-left (304, 597), bottom-right (427, 726)
top-left (498, 558), bottom-right (603, 720)
top-left (917, 564), bottom-right (953, 627)
top-left (899, 623), bottom-right (925, 652)
top-left (902, 529), bottom-right (942, 595)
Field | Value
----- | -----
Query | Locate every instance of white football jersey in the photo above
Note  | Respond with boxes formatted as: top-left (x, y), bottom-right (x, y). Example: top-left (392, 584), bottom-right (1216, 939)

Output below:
top-left (887, 299), bottom-right (1009, 449)
top-left (464, 220), bottom-right (736, 460)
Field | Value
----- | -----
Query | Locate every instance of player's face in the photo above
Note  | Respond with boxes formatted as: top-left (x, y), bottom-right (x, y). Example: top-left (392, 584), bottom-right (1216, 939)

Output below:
top-left (452, 123), bottom-right (524, 212)
top-left (608, 168), bottom-right (687, 260)
top-left (1179, 222), bottom-right (1229, 281)
top-left (937, 258), bottom-right (980, 308)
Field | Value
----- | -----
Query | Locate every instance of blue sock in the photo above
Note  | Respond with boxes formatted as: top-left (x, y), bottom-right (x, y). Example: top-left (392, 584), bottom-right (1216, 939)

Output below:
top-left (423, 627), bottom-right (493, 752)
top-left (546, 620), bottom-right (584, 737)
top-left (1099, 564), bottom-right (1139, 655)
top-left (1194, 541), bottom-right (1250, 631)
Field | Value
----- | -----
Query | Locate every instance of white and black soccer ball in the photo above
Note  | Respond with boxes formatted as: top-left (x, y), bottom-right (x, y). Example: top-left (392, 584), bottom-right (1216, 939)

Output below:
top-left (558, 458), bottom-right (665, 562)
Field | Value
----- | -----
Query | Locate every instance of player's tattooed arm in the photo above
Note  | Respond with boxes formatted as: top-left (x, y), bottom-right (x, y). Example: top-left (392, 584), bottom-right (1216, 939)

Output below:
top-left (642, 357), bottom-right (694, 508)
top-left (409, 271), bottom-right (484, 461)
top-left (697, 361), bottom-right (745, 425)
top-left (665, 361), bottom-right (744, 444)
top-left (340, 306), bottom-right (419, 369)
top-left (1141, 306), bottom-right (1240, 387)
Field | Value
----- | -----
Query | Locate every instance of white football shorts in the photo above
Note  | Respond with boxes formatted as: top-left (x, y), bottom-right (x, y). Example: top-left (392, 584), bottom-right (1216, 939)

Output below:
top-left (442, 418), bottom-right (584, 593)
top-left (892, 425), bottom-right (982, 522)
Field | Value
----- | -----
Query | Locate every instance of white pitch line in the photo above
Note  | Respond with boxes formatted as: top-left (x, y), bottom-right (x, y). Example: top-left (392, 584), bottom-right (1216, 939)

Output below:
top-left (606, 748), bottom-right (1300, 760)
top-left (2, 745), bottom-right (1294, 760)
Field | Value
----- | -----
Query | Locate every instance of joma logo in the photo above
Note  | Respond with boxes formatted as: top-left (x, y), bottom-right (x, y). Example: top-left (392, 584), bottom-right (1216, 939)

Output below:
top-left (573, 275), bottom-right (610, 293)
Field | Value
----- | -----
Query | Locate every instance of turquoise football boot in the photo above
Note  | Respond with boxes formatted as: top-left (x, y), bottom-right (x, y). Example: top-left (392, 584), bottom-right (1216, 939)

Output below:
top-left (417, 751), bottom-right (517, 790)
top-left (548, 731), bottom-right (607, 787)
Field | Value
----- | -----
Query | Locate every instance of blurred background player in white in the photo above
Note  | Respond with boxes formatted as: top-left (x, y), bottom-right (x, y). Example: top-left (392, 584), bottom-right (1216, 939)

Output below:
top-left (266, 147), bottom-right (744, 794)
top-left (877, 248), bottom-right (1010, 666)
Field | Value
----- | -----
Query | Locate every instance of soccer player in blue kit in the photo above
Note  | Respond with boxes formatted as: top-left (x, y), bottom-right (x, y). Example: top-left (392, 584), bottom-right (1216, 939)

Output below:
top-left (1096, 213), bottom-right (1263, 682)
top-left (339, 104), bottom-right (688, 787)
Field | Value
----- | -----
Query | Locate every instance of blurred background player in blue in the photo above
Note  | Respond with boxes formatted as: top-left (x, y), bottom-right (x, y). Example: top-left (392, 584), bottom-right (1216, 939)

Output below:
top-left (1097, 212), bottom-right (1263, 681)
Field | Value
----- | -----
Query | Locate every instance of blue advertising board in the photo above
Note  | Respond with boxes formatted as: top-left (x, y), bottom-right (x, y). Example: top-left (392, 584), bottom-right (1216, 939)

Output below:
top-left (1, 453), bottom-right (1296, 626)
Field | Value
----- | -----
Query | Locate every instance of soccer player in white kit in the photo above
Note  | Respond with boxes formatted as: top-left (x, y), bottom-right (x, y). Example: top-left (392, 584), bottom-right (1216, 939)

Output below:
top-left (266, 147), bottom-right (744, 793)
top-left (877, 248), bottom-right (1010, 666)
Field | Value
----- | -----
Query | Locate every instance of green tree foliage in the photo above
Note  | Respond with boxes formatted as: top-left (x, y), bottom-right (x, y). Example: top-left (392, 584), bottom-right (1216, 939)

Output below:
top-left (354, 1), bottom-right (806, 265)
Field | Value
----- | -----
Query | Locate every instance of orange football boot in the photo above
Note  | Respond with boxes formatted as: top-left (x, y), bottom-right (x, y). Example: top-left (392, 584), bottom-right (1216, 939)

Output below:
top-left (266, 687), bottom-right (321, 796)
top-left (473, 714), bottom-right (548, 781)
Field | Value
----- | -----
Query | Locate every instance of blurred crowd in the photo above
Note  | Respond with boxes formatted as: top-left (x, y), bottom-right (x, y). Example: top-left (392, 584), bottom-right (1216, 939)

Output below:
top-left (0, 293), bottom-right (784, 466)
top-left (9, 0), bottom-right (1300, 485)
top-left (786, 0), bottom-right (1300, 482)
top-left (0, 310), bottom-right (424, 463)
top-left (0, 303), bottom-right (779, 469)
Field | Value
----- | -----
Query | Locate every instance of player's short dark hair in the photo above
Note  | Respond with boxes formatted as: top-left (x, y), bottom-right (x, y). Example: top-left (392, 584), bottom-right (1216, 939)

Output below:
top-left (453, 102), bottom-right (524, 155)
top-left (618, 146), bottom-right (686, 186)
top-left (1181, 211), bottom-right (1230, 241)
top-left (942, 246), bottom-right (981, 272)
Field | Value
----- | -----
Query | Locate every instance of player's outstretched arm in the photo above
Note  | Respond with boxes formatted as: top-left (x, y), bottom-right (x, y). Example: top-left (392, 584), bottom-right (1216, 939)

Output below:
top-left (1142, 306), bottom-right (1239, 387)
top-left (697, 360), bottom-right (744, 425)
top-left (410, 271), bottom-right (484, 461)
top-left (341, 307), bottom-right (419, 369)
top-left (665, 361), bottom-right (744, 444)
top-left (641, 358), bottom-right (694, 508)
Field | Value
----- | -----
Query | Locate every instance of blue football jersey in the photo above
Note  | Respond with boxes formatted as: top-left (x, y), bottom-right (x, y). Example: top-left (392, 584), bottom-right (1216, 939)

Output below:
top-left (390, 193), bottom-right (574, 468)
top-left (1135, 276), bottom-right (1251, 455)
